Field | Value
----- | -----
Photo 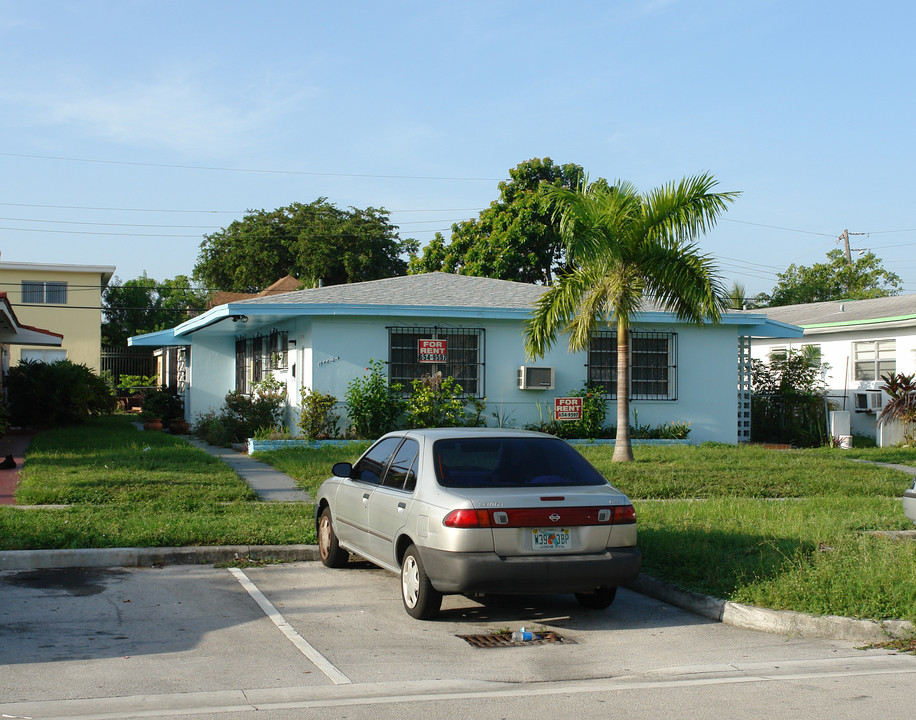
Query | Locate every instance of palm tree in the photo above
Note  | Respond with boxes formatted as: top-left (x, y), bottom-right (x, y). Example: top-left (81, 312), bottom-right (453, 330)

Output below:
top-left (726, 281), bottom-right (747, 310)
top-left (524, 173), bottom-right (738, 461)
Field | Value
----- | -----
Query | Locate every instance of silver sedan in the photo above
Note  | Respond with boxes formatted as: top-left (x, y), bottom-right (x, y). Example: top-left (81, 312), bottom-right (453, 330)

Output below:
top-left (315, 428), bottom-right (641, 619)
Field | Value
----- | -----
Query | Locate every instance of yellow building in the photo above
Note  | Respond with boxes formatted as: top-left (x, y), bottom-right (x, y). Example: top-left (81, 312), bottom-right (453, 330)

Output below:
top-left (0, 261), bottom-right (115, 372)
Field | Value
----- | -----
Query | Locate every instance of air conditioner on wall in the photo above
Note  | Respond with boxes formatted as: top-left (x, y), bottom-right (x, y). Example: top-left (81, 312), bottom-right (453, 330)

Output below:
top-left (518, 366), bottom-right (555, 390)
top-left (854, 391), bottom-right (884, 413)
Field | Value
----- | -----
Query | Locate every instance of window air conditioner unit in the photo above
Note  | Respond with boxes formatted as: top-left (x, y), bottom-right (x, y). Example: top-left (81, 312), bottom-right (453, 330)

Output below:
top-left (518, 366), bottom-right (554, 390)
top-left (854, 391), bottom-right (883, 413)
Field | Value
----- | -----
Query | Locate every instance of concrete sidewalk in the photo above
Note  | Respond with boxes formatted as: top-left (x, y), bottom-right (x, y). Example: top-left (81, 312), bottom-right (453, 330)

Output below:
top-left (165, 429), bottom-right (312, 503)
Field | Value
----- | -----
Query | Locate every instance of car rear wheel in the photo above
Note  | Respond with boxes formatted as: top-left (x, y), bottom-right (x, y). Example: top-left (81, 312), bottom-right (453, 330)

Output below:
top-left (400, 544), bottom-right (442, 620)
top-left (575, 586), bottom-right (617, 609)
top-left (318, 507), bottom-right (348, 568)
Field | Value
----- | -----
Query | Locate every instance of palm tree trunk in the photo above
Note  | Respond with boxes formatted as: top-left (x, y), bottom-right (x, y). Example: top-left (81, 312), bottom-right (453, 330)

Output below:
top-left (613, 322), bottom-right (634, 462)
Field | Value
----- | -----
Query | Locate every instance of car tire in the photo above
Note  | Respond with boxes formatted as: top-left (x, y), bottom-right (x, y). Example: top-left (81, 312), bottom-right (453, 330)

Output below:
top-left (575, 586), bottom-right (617, 609)
top-left (318, 507), bottom-right (348, 568)
top-left (400, 544), bottom-right (442, 620)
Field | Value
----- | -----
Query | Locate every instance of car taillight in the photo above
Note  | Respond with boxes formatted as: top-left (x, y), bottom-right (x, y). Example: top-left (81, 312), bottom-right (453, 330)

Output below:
top-left (442, 509), bottom-right (492, 528)
top-left (615, 504), bottom-right (637, 524)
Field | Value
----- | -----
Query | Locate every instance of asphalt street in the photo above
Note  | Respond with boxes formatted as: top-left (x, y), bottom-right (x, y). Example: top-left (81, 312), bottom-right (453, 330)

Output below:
top-left (2, 560), bottom-right (914, 720)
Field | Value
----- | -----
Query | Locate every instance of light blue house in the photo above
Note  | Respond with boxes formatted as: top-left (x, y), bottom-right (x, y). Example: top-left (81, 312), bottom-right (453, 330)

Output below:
top-left (129, 272), bottom-right (801, 443)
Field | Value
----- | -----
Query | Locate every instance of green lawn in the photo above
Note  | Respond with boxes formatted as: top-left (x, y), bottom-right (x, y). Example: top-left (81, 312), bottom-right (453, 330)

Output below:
top-left (1, 416), bottom-right (315, 549)
top-left (3, 418), bottom-right (915, 624)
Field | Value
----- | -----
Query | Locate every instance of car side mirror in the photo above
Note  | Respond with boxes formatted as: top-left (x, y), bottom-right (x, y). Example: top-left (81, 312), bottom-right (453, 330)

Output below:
top-left (332, 462), bottom-right (353, 478)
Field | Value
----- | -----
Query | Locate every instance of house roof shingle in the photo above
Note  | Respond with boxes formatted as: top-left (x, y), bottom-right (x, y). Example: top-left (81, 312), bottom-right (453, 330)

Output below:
top-left (743, 294), bottom-right (916, 328)
top-left (234, 272), bottom-right (549, 310)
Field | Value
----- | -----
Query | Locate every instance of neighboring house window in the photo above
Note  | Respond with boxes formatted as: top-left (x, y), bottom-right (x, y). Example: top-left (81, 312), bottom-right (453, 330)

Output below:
top-left (587, 331), bottom-right (678, 400)
top-left (853, 339), bottom-right (895, 381)
top-left (21, 281), bottom-right (67, 304)
top-left (388, 326), bottom-right (485, 397)
top-left (767, 345), bottom-right (787, 361)
top-left (20, 349), bottom-right (67, 363)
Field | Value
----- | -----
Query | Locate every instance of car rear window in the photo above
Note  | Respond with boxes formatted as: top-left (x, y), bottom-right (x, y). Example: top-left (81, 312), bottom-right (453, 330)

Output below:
top-left (433, 437), bottom-right (608, 488)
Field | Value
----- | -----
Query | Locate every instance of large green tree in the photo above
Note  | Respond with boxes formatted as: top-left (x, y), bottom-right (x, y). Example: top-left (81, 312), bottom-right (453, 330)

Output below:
top-left (194, 199), bottom-right (418, 292)
top-left (409, 158), bottom-right (585, 284)
top-left (102, 273), bottom-right (207, 346)
top-left (524, 173), bottom-right (737, 462)
top-left (758, 249), bottom-right (902, 307)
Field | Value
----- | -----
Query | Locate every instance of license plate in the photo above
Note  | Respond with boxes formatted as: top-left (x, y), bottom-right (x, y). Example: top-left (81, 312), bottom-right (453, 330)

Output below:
top-left (532, 528), bottom-right (570, 550)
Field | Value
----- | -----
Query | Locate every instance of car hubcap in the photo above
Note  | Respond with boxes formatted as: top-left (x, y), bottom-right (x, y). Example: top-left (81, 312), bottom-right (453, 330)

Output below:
top-left (318, 518), bottom-right (330, 559)
top-left (402, 556), bottom-right (419, 608)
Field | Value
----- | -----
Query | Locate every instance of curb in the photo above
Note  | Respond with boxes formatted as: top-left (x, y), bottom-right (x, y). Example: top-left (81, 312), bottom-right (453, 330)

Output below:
top-left (0, 544), bottom-right (319, 571)
top-left (628, 573), bottom-right (915, 643)
top-left (1, 545), bottom-right (912, 642)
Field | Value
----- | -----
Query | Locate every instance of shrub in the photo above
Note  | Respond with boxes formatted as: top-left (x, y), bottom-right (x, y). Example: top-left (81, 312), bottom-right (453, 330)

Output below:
top-left (528, 386), bottom-right (608, 439)
top-left (345, 360), bottom-right (405, 437)
top-left (5, 360), bottom-right (116, 428)
top-left (405, 373), bottom-right (486, 428)
top-left (193, 375), bottom-right (287, 446)
top-left (299, 387), bottom-right (339, 440)
top-left (140, 387), bottom-right (184, 421)
top-left (751, 348), bottom-right (829, 447)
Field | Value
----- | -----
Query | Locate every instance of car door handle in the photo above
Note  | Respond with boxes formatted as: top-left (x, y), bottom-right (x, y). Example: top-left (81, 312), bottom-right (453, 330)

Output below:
top-left (397, 502), bottom-right (407, 510)
top-left (362, 493), bottom-right (371, 504)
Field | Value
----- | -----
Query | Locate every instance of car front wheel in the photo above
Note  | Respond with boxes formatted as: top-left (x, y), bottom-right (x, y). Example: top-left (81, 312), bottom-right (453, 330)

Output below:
top-left (400, 544), bottom-right (442, 620)
top-left (575, 586), bottom-right (617, 609)
top-left (318, 507), bottom-right (348, 568)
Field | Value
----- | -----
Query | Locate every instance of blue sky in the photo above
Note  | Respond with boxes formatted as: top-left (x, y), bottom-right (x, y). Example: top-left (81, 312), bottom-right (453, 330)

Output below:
top-left (2, 0), bottom-right (915, 298)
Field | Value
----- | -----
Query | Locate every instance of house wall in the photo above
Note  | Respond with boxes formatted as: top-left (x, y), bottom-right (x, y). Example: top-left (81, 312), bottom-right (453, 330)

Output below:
top-left (0, 265), bottom-right (108, 371)
top-left (246, 314), bottom-right (746, 444)
top-left (185, 334), bottom-right (236, 421)
top-left (751, 326), bottom-right (916, 438)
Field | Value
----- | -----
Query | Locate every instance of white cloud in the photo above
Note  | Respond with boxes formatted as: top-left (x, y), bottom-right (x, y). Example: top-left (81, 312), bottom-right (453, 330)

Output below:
top-left (1, 67), bottom-right (315, 157)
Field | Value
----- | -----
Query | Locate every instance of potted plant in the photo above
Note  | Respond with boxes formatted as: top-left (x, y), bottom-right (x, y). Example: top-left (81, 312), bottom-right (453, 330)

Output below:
top-left (140, 388), bottom-right (184, 431)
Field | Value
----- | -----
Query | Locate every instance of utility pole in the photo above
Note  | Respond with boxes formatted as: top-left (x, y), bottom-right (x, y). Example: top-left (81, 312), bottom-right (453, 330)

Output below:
top-left (837, 229), bottom-right (867, 265)
top-left (839, 229), bottom-right (851, 264)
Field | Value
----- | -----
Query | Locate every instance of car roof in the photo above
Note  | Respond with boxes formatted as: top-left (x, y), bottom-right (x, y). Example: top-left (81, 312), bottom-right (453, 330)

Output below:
top-left (383, 427), bottom-right (556, 442)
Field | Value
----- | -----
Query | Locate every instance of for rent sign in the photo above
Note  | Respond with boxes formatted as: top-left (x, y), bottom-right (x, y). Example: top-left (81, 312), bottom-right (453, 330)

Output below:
top-left (554, 396), bottom-right (583, 421)
top-left (418, 338), bottom-right (447, 363)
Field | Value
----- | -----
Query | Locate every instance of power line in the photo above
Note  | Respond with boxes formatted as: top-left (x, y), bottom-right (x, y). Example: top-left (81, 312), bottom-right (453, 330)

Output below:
top-left (0, 151), bottom-right (502, 182)
top-left (0, 201), bottom-right (485, 215)
top-left (722, 218), bottom-right (836, 237)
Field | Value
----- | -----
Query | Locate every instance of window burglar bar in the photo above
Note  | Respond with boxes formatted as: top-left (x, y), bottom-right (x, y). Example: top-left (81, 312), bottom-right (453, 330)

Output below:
top-left (588, 331), bottom-right (678, 400)
top-left (388, 326), bottom-right (485, 397)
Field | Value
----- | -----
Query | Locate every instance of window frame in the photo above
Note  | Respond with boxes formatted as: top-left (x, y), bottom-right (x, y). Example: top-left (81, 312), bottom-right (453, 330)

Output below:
top-left (853, 339), bottom-right (895, 382)
top-left (21, 280), bottom-right (67, 305)
top-left (587, 331), bottom-right (678, 401)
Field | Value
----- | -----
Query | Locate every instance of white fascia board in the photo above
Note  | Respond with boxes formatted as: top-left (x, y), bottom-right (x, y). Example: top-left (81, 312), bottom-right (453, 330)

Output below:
top-left (0, 327), bottom-right (64, 346)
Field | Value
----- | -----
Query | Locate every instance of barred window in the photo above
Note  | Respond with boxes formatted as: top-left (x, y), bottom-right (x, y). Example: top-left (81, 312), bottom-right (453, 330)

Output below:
top-left (388, 326), bottom-right (485, 397)
top-left (22, 281), bottom-right (67, 304)
top-left (235, 335), bottom-right (266, 394)
top-left (268, 330), bottom-right (289, 370)
top-left (588, 331), bottom-right (678, 400)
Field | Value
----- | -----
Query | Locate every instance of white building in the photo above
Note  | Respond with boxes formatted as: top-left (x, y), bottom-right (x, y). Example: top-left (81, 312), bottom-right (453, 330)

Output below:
top-left (744, 295), bottom-right (916, 444)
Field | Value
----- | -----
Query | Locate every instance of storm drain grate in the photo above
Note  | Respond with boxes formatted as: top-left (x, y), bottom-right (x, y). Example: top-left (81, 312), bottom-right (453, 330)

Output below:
top-left (457, 631), bottom-right (574, 648)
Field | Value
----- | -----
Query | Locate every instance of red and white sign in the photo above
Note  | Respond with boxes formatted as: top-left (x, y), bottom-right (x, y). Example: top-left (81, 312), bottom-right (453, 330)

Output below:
top-left (418, 338), bottom-right (447, 364)
top-left (554, 396), bottom-right (583, 421)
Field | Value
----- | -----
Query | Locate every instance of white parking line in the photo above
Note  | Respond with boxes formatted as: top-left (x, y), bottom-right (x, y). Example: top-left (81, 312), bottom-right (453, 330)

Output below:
top-left (228, 567), bottom-right (352, 685)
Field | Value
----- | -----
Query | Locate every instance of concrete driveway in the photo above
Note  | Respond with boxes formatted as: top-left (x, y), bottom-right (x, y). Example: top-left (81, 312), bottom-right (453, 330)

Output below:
top-left (2, 561), bottom-right (915, 719)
